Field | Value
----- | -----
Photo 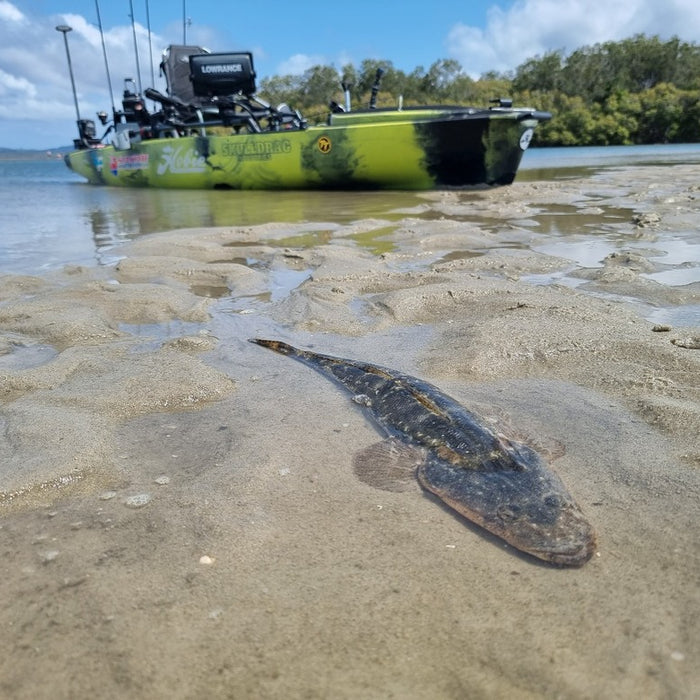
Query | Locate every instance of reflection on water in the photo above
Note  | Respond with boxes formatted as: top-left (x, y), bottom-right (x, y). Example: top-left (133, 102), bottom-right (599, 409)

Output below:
top-left (344, 226), bottom-right (398, 255)
top-left (517, 203), bottom-right (632, 235)
top-left (0, 159), bottom-right (424, 275)
top-left (260, 229), bottom-right (335, 249)
top-left (95, 188), bottom-right (422, 235)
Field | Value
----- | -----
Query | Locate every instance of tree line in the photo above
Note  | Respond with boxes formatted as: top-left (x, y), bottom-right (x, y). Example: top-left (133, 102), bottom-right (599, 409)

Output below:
top-left (259, 35), bottom-right (700, 146)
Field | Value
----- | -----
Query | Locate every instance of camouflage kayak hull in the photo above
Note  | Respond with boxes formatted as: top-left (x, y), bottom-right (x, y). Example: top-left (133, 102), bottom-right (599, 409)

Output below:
top-left (64, 107), bottom-right (548, 190)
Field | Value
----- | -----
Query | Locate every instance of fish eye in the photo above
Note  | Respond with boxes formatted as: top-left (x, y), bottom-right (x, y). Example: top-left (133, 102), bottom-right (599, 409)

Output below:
top-left (543, 494), bottom-right (563, 508)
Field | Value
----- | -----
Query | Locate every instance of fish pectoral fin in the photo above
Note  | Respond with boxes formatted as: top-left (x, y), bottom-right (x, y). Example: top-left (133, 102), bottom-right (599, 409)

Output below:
top-left (352, 439), bottom-right (423, 493)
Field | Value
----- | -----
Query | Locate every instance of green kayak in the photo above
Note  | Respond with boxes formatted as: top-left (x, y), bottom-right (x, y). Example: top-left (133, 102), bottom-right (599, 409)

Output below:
top-left (64, 46), bottom-right (550, 190)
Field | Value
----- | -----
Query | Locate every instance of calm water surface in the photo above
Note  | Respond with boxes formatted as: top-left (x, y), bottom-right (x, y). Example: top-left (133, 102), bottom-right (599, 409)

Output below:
top-left (0, 158), bottom-right (430, 273)
top-left (1, 145), bottom-right (699, 323)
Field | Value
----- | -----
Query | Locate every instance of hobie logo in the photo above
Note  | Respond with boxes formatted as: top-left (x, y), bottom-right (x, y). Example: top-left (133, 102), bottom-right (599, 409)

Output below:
top-left (157, 146), bottom-right (206, 174)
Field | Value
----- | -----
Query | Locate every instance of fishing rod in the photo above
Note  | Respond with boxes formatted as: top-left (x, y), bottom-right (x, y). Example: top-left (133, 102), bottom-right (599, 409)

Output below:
top-left (368, 67), bottom-right (385, 109)
top-left (182, 0), bottom-right (193, 45)
top-left (94, 0), bottom-right (117, 122)
top-left (144, 0), bottom-right (156, 108)
top-left (128, 0), bottom-right (143, 94)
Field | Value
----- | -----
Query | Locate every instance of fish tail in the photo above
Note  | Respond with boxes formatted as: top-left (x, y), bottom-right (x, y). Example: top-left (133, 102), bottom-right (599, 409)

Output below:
top-left (251, 338), bottom-right (376, 381)
top-left (248, 338), bottom-right (298, 355)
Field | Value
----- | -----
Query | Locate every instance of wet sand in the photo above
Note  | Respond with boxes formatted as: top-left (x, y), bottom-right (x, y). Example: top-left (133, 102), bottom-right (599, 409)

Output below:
top-left (1, 165), bottom-right (699, 699)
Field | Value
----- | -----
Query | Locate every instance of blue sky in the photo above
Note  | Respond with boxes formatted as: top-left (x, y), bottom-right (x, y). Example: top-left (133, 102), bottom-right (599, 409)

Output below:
top-left (2, 0), bottom-right (700, 148)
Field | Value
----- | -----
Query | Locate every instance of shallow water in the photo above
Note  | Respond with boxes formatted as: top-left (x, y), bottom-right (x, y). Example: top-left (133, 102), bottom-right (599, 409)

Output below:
top-left (1, 145), bottom-right (700, 269)
top-left (0, 158), bottom-right (423, 273)
top-left (0, 151), bottom-right (700, 326)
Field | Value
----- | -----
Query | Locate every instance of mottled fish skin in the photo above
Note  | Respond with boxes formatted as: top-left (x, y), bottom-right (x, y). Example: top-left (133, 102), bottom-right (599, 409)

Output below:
top-left (250, 338), bottom-right (596, 567)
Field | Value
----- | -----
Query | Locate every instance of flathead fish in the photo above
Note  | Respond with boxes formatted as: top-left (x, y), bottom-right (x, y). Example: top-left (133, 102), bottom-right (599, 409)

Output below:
top-left (251, 338), bottom-right (596, 567)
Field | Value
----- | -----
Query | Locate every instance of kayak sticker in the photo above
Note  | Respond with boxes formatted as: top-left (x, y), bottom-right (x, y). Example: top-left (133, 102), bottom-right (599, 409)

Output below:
top-left (156, 145), bottom-right (206, 174)
top-left (519, 128), bottom-right (534, 150)
top-left (302, 129), bottom-right (358, 183)
top-left (109, 153), bottom-right (149, 175)
top-left (220, 138), bottom-right (293, 160)
top-left (90, 151), bottom-right (104, 172)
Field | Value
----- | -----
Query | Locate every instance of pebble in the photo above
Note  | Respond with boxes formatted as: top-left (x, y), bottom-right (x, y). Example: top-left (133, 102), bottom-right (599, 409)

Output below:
top-left (164, 335), bottom-right (215, 352)
top-left (154, 475), bottom-right (170, 485)
top-left (40, 550), bottom-right (60, 563)
top-left (123, 493), bottom-right (152, 508)
top-left (199, 555), bottom-right (214, 565)
top-left (670, 651), bottom-right (685, 662)
top-left (671, 336), bottom-right (700, 350)
top-left (99, 491), bottom-right (117, 501)
top-left (632, 211), bottom-right (661, 227)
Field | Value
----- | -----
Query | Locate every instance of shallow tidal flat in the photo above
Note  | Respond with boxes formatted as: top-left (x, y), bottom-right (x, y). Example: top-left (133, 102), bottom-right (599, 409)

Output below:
top-left (1, 165), bottom-right (698, 699)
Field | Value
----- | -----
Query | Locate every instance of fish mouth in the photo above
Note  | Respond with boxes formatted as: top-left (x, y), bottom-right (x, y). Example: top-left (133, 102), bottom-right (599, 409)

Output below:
top-left (524, 533), bottom-right (597, 567)
top-left (504, 513), bottom-right (597, 567)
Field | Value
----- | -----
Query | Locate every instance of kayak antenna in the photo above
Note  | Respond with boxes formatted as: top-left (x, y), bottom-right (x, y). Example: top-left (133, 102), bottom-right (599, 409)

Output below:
top-left (55, 25), bottom-right (80, 124)
top-left (56, 24), bottom-right (100, 149)
top-left (368, 67), bottom-right (385, 110)
top-left (94, 0), bottom-right (116, 120)
top-left (128, 0), bottom-right (143, 95)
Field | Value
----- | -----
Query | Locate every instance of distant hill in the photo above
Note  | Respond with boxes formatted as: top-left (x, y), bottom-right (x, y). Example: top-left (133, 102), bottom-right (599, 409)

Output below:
top-left (0, 147), bottom-right (72, 160)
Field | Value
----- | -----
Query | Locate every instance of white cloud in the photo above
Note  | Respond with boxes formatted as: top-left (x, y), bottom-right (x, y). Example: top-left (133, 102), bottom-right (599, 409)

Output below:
top-left (0, 66), bottom-right (35, 97)
top-left (277, 53), bottom-right (326, 75)
top-left (0, 5), bottom-right (171, 146)
top-left (448, 0), bottom-right (700, 77)
top-left (0, 1), bottom-right (25, 23)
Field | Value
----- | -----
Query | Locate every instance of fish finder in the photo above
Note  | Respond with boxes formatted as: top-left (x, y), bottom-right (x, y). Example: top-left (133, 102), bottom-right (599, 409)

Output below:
top-left (189, 52), bottom-right (256, 97)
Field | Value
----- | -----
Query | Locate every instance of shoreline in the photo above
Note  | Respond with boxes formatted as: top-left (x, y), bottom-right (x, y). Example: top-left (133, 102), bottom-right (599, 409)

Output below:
top-left (1, 165), bottom-right (698, 698)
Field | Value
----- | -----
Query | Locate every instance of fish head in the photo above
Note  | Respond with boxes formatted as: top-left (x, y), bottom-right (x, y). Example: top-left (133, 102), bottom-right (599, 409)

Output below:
top-left (419, 458), bottom-right (597, 567)
top-left (493, 493), bottom-right (597, 567)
